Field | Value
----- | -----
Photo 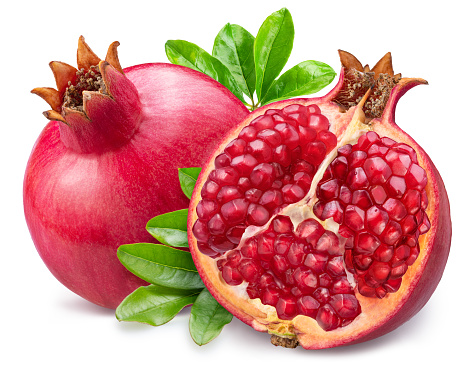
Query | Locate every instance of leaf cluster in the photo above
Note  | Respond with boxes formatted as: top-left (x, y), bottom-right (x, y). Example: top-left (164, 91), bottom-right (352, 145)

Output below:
top-left (165, 8), bottom-right (336, 111)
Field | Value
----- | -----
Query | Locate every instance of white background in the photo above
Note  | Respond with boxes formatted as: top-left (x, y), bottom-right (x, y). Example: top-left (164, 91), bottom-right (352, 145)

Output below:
top-left (1, 0), bottom-right (466, 366)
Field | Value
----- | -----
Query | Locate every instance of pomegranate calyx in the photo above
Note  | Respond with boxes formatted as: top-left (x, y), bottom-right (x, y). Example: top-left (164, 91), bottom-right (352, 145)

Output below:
top-left (270, 335), bottom-right (299, 349)
top-left (333, 50), bottom-right (403, 119)
top-left (32, 36), bottom-right (124, 123)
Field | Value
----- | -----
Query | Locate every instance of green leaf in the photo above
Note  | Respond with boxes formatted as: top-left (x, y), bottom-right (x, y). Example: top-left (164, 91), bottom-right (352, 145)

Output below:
top-left (254, 8), bottom-right (294, 101)
top-left (116, 285), bottom-right (201, 326)
top-left (213, 23), bottom-right (256, 99)
top-left (178, 167), bottom-right (201, 199)
top-left (117, 243), bottom-right (204, 290)
top-left (146, 209), bottom-right (189, 248)
top-left (165, 40), bottom-right (246, 102)
top-left (189, 288), bottom-right (233, 345)
top-left (261, 60), bottom-right (336, 105)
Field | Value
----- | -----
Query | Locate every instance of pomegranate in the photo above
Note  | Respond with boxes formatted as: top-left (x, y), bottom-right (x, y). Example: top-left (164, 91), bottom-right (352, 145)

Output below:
top-left (188, 50), bottom-right (451, 349)
top-left (24, 37), bottom-right (249, 309)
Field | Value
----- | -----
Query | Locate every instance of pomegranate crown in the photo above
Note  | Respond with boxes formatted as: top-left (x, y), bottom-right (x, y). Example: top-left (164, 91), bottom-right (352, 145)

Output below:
top-left (332, 50), bottom-right (426, 119)
top-left (31, 36), bottom-right (124, 124)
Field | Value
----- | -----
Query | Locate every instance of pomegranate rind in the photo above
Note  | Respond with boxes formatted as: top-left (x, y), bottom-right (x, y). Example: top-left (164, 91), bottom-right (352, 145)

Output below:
top-left (188, 70), bottom-right (451, 349)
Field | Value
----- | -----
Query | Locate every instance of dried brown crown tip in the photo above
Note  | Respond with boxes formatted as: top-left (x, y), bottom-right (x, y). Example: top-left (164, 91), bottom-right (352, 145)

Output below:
top-left (333, 50), bottom-right (404, 119)
top-left (31, 36), bottom-right (124, 121)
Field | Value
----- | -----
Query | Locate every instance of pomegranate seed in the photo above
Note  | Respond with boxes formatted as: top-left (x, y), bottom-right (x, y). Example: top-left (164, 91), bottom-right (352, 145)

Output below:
top-left (380, 220), bottom-right (403, 245)
top-left (272, 145), bottom-right (292, 167)
top-left (304, 141), bottom-right (327, 165)
top-left (331, 156), bottom-right (348, 180)
top-left (297, 218), bottom-right (325, 242)
top-left (221, 263), bottom-right (243, 285)
top-left (330, 294), bottom-right (360, 319)
top-left (261, 286), bottom-right (280, 306)
top-left (272, 215), bottom-right (294, 234)
top-left (385, 149), bottom-right (412, 176)
top-left (319, 273), bottom-right (333, 288)
top-left (282, 184), bottom-right (305, 203)
top-left (348, 150), bottom-right (367, 169)
top-left (240, 237), bottom-right (258, 258)
top-left (245, 188), bottom-right (263, 203)
top-left (250, 163), bottom-right (275, 190)
top-left (226, 225), bottom-right (246, 244)
top-left (304, 253), bottom-right (328, 273)
top-left (394, 143), bottom-right (418, 163)
top-left (367, 143), bottom-right (389, 157)
top-left (196, 199), bottom-right (219, 220)
top-left (313, 288), bottom-right (331, 304)
top-left (217, 186), bottom-right (243, 204)
top-left (220, 198), bottom-right (249, 224)
top-left (406, 246), bottom-right (420, 266)
top-left (401, 215), bottom-right (418, 235)
top-left (366, 205), bottom-right (389, 236)
top-left (363, 157), bottom-right (392, 185)
top-left (367, 261), bottom-right (391, 283)
top-left (238, 259), bottom-right (261, 283)
top-left (298, 126), bottom-right (317, 146)
top-left (297, 296), bottom-right (320, 318)
top-left (257, 233), bottom-right (275, 261)
top-left (306, 104), bottom-right (321, 114)
top-left (331, 276), bottom-right (353, 294)
top-left (405, 164), bottom-right (428, 190)
top-left (276, 296), bottom-right (297, 320)
top-left (246, 203), bottom-right (270, 226)
top-left (239, 125), bottom-right (257, 142)
top-left (401, 189), bottom-right (422, 214)
top-left (215, 153), bottom-right (231, 168)
top-left (314, 231), bottom-right (340, 256)
top-left (354, 254), bottom-right (373, 270)
top-left (419, 213), bottom-right (431, 234)
top-left (230, 154), bottom-right (258, 176)
top-left (338, 144), bottom-right (352, 156)
top-left (197, 242), bottom-right (220, 257)
top-left (318, 179), bottom-right (340, 200)
top-left (259, 190), bottom-right (283, 211)
top-left (307, 114), bottom-right (329, 131)
top-left (274, 123), bottom-right (300, 149)
top-left (247, 139), bottom-right (273, 162)
top-left (210, 167), bottom-right (240, 185)
top-left (351, 189), bottom-right (373, 209)
top-left (383, 198), bottom-right (407, 221)
top-left (258, 272), bottom-right (275, 289)
top-left (237, 177), bottom-right (251, 192)
top-left (387, 176), bottom-right (407, 198)
top-left (384, 278), bottom-right (402, 292)
top-left (192, 220), bottom-right (209, 242)
top-left (317, 130), bottom-right (337, 152)
top-left (207, 213), bottom-right (226, 235)
top-left (357, 131), bottom-right (380, 151)
top-left (355, 232), bottom-right (380, 255)
top-left (344, 205), bottom-right (365, 231)
top-left (225, 138), bottom-right (246, 157)
top-left (251, 115), bottom-right (275, 131)
top-left (390, 264), bottom-right (408, 279)
top-left (208, 237), bottom-right (236, 253)
top-left (339, 185), bottom-right (352, 204)
top-left (257, 129), bottom-right (282, 147)
top-left (294, 172), bottom-right (313, 191)
top-left (327, 256), bottom-right (345, 277)
top-left (286, 242), bottom-right (305, 266)
top-left (346, 167), bottom-right (369, 190)
top-left (373, 244), bottom-right (394, 262)
top-left (201, 180), bottom-right (220, 200)
top-left (370, 185), bottom-right (387, 204)
top-left (316, 305), bottom-right (340, 331)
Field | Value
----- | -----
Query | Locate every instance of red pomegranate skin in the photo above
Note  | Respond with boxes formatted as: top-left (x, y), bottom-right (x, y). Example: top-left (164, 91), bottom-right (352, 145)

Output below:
top-left (24, 63), bottom-right (249, 309)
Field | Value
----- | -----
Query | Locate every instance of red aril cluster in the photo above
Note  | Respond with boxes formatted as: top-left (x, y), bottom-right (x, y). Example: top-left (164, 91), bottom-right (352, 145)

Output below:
top-left (193, 104), bottom-right (337, 257)
top-left (314, 131), bottom-right (430, 298)
top-left (218, 215), bottom-right (361, 330)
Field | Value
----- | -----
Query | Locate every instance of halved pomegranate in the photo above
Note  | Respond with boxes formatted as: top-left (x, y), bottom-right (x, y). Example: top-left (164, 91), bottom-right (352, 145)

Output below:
top-left (187, 50), bottom-right (451, 349)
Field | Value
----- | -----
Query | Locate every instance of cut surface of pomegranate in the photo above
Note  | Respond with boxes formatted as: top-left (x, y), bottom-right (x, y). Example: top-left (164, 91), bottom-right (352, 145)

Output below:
top-left (188, 50), bottom-right (451, 349)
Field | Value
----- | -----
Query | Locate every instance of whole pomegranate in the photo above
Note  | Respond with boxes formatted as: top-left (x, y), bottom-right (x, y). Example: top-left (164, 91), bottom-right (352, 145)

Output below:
top-left (188, 50), bottom-right (451, 349)
top-left (24, 37), bottom-right (248, 309)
